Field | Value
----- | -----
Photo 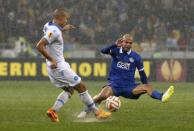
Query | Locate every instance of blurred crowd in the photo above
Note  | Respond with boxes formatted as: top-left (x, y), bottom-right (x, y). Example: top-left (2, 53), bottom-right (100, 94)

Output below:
top-left (0, 0), bottom-right (194, 57)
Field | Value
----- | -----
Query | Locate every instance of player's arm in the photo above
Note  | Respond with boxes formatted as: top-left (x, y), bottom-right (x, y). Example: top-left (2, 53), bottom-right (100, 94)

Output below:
top-left (136, 57), bottom-right (148, 84)
top-left (62, 24), bottom-right (76, 32)
top-left (100, 44), bottom-right (117, 54)
top-left (101, 38), bottom-right (123, 55)
top-left (139, 70), bottom-right (148, 84)
top-left (36, 38), bottom-right (57, 69)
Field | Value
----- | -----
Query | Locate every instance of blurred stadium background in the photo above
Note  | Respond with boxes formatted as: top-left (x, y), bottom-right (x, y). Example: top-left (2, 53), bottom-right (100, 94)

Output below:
top-left (1, 0), bottom-right (194, 58)
top-left (0, 0), bottom-right (194, 131)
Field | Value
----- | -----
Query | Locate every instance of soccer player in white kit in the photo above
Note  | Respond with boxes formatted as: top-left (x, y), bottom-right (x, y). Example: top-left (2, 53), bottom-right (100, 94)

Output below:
top-left (36, 9), bottom-right (111, 122)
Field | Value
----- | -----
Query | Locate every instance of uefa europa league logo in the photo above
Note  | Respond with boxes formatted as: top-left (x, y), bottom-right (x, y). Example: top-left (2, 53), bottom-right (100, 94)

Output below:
top-left (160, 59), bottom-right (183, 81)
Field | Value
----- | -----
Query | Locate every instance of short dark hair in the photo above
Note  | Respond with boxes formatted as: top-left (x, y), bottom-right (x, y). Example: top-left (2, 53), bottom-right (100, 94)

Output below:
top-left (53, 9), bottom-right (70, 19)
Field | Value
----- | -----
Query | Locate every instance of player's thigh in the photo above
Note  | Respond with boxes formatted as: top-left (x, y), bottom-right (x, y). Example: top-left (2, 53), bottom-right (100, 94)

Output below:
top-left (49, 67), bottom-right (81, 88)
top-left (60, 68), bottom-right (81, 86)
top-left (132, 84), bottom-right (151, 95)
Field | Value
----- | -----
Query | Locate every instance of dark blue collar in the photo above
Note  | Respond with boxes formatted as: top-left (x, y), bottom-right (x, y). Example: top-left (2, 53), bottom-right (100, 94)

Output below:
top-left (48, 21), bottom-right (63, 31)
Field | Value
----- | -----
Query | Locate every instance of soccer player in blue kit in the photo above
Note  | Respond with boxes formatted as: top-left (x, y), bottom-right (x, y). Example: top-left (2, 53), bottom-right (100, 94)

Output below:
top-left (78, 34), bottom-right (174, 118)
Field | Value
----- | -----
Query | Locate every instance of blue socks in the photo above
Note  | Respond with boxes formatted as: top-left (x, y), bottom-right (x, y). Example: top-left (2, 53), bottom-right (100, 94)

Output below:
top-left (151, 90), bottom-right (163, 100)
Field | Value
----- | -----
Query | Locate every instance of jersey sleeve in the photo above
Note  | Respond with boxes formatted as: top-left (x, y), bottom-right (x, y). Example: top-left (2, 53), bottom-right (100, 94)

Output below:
top-left (136, 55), bottom-right (148, 84)
top-left (110, 48), bottom-right (119, 57)
top-left (136, 55), bottom-right (144, 71)
top-left (43, 28), bottom-right (60, 44)
top-left (100, 44), bottom-right (117, 55)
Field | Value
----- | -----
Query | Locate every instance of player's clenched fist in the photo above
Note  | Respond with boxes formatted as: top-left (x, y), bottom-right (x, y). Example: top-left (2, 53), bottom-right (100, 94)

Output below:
top-left (63, 24), bottom-right (76, 31)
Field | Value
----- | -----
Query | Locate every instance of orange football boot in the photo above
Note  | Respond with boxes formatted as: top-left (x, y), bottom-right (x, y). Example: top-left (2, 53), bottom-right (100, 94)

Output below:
top-left (46, 108), bottom-right (59, 122)
top-left (95, 109), bottom-right (111, 119)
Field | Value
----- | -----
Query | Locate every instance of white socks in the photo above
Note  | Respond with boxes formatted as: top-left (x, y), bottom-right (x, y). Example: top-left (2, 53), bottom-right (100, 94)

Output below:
top-left (79, 90), bottom-right (98, 112)
top-left (52, 90), bottom-right (98, 112)
top-left (52, 91), bottom-right (69, 112)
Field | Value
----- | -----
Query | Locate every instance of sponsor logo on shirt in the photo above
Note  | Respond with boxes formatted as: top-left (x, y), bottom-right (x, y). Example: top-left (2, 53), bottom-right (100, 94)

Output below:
top-left (117, 61), bottom-right (130, 70)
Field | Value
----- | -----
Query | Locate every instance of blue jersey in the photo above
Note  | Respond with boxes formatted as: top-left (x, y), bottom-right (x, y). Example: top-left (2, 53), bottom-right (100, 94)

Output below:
top-left (101, 44), bottom-right (146, 87)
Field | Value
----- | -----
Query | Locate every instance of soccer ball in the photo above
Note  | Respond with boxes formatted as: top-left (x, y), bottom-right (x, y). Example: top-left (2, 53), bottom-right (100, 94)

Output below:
top-left (106, 96), bottom-right (121, 112)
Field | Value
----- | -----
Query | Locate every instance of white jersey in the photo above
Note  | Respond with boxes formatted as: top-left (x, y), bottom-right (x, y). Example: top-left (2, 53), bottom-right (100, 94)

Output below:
top-left (42, 21), bottom-right (81, 88)
top-left (43, 22), bottom-right (64, 67)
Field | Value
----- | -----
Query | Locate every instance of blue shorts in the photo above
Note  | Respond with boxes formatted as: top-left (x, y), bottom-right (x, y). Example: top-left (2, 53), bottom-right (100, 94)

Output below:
top-left (107, 82), bottom-right (142, 99)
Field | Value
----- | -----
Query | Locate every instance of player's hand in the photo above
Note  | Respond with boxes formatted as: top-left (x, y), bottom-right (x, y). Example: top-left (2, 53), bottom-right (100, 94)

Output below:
top-left (63, 24), bottom-right (76, 31)
top-left (50, 59), bottom-right (57, 69)
top-left (115, 38), bottom-right (123, 47)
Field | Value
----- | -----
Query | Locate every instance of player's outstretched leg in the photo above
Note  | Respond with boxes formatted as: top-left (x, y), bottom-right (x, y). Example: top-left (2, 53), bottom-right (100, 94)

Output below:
top-left (132, 84), bottom-right (174, 102)
top-left (132, 84), bottom-right (162, 100)
top-left (47, 91), bottom-right (70, 122)
top-left (74, 82), bottom-right (111, 119)
top-left (77, 86), bottom-right (113, 119)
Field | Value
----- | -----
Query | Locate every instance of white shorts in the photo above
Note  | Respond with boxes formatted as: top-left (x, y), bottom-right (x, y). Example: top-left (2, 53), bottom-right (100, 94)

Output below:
top-left (47, 62), bottom-right (81, 88)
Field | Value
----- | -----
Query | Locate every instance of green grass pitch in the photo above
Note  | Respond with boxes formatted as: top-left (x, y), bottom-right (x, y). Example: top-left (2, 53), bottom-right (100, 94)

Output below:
top-left (0, 81), bottom-right (194, 131)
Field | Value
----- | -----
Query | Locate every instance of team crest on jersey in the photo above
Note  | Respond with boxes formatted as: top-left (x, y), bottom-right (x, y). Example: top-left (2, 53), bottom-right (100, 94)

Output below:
top-left (74, 76), bottom-right (79, 81)
top-left (129, 57), bottom-right (134, 63)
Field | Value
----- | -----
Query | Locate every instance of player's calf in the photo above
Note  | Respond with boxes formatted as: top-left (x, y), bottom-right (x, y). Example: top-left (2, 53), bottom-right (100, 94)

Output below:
top-left (74, 82), bottom-right (111, 119)
top-left (93, 93), bottom-right (110, 104)
top-left (132, 84), bottom-right (150, 95)
top-left (145, 85), bottom-right (163, 100)
top-left (77, 85), bottom-right (113, 119)
top-left (132, 84), bottom-right (163, 101)
top-left (94, 86), bottom-right (114, 104)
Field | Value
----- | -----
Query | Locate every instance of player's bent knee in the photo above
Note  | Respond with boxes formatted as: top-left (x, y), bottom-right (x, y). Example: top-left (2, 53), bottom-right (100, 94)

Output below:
top-left (61, 86), bottom-right (74, 95)
top-left (73, 82), bottom-right (87, 93)
top-left (143, 84), bottom-right (153, 95)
